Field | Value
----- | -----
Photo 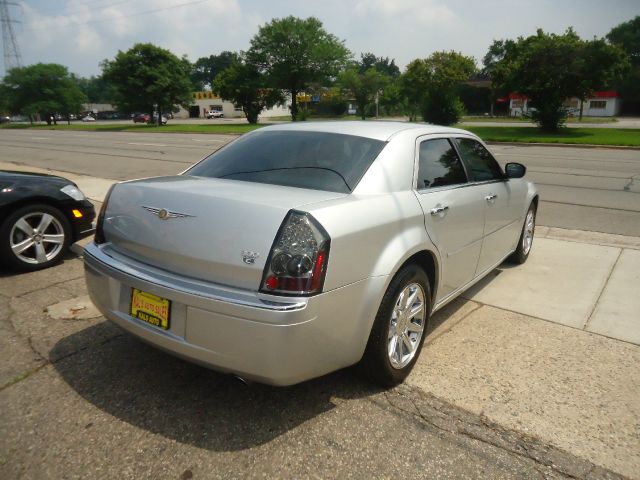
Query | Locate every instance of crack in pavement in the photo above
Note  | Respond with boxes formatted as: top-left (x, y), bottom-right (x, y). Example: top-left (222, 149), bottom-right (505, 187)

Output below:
top-left (0, 331), bottom-right (124, 392)
top-left (378, 385), bottom-right (625, 480)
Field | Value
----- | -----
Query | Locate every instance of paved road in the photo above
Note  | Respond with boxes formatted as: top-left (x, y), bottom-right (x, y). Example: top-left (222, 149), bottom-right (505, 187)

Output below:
top-left (1, 129), bottom-right (639, 236)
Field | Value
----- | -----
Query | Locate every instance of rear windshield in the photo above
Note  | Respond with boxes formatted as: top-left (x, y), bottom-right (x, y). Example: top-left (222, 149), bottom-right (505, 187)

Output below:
top-left (186, 130), bottom-right (386, 193)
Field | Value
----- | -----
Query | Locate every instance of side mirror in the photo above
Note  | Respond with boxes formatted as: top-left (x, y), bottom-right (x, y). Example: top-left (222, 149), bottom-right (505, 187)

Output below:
top-left (505, 162), bottom-right (526, 179)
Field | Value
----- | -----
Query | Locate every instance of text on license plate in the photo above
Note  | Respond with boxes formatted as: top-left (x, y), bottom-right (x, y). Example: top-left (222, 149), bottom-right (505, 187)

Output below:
top-left (130, 288), bottom-right (170, 330)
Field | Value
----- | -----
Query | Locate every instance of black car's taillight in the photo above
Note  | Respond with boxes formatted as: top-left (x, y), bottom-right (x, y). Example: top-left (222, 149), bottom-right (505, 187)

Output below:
top-left (94, 185), bottom-right (115, 245)
top-left (260, 210), bottom-right (330, 296)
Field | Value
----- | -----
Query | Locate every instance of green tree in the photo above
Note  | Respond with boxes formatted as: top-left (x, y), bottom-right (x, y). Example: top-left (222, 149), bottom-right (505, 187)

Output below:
top-left (401, 51), bottom-right (476, 125)
top-left (213, 58), bottom-right (284, 124)
top-left (191, 51), bottom-right (239, 90)
top-left (0, 63), bottom-right (86, 124)
top-left (337, 67), bottom-right (389, 119)
top-left (482, 39), bottom-right (515, 115)
top-left (247, 16), bottom-right (350, 121)
top-left (358, 53), bottom-right (401, 78)
top-left (74, 75), bottom-right (116, 104)
top-left (101, 43), bottom-right (193, 125)
top-left (490, 29), bottom-right (628, 131)
top-left (606, 16), bottom-right (640, 113)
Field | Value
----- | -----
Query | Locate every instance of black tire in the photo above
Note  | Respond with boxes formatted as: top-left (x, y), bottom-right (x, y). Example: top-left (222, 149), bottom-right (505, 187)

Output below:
top-left (508, 203), bottom-right (536, 265)
top-left (0, 203), bottom-right (71, 272)
top-left (359, 264), bottom-right (432, 387)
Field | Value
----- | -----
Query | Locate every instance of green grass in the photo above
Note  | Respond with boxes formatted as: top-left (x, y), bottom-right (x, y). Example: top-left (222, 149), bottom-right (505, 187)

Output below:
top-left (462, 126), bottom-right (640, 146)
top-left (0, 123), bottom-right (263, 134)
top-left (461, 116), bottom-right (618, 124)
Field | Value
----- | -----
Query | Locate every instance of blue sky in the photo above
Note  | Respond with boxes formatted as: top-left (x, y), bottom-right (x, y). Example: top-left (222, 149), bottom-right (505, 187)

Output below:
top-left (5, 0), bottom-right (639, 77)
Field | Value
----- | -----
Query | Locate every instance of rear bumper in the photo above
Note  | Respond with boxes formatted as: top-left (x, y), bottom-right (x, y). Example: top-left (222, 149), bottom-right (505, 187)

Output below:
top-left (84, 242), bottom-right (386, 386)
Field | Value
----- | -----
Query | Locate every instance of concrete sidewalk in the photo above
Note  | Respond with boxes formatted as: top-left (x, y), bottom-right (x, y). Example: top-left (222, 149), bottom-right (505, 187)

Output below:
top-left (411, 228), bottom-right (640, 478)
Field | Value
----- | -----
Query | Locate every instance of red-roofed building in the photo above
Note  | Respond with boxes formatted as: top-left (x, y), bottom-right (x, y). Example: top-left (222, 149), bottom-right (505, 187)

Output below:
top-left (508, 91), bottom-right (622, 117)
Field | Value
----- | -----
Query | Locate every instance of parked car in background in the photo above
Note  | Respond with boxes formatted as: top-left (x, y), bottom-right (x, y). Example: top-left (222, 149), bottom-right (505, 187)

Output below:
top-left (84, 122), bottom-right (537, 387)
top-left (1, 171), bottom-right (96, 271)
top-left (149, 114), bottom-right (168, 125)
top-left (82, 115), bottom-right (96, 122)
top-left (205, 110), bottom-right (224, 119)
top-left (0, 115), bottom-right (10, 124)
top-left (133, 113), bottom-right (151, 123)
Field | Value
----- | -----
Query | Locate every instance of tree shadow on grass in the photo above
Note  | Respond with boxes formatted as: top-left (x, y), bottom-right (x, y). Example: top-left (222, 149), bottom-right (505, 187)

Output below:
top-left (50, 325), bottom-right (382, 452)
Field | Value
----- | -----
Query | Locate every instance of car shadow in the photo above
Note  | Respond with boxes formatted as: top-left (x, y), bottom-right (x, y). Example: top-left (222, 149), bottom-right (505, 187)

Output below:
top-left (0, 249), bottom-right (80, 277)
top-left (50, 324), bottom-right (382, 452)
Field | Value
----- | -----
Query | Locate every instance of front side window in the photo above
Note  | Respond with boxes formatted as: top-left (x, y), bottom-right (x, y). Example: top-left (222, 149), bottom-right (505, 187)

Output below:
top-left (416, 138), bottom-right (467, 189)
top-left (186, 130), bottom-right (386, 193)
top-left (454, 138), bottom-right (504, 182)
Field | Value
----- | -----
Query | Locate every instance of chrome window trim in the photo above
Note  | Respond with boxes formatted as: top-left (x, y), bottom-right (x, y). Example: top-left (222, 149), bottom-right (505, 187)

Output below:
top-left (415, 177), bottom-right (506, 195)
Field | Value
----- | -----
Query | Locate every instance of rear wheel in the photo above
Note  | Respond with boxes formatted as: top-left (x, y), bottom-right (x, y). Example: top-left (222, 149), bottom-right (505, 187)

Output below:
top-left (0, 204), bottom-right (71, 271)
top-left (359, 265), bottom-right (431, 387)
top-left (508, 203), bottom-right (536, 264)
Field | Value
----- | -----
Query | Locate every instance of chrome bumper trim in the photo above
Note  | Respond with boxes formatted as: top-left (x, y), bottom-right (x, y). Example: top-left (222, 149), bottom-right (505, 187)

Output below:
top-left (83, 242), bottom-right (307, 312)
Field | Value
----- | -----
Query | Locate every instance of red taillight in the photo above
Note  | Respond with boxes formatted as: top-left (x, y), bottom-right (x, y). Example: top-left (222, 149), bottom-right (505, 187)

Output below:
top-left (260, 210), bottom-right (330, 296)
top-left (94, 184), bottom-right (115, 245)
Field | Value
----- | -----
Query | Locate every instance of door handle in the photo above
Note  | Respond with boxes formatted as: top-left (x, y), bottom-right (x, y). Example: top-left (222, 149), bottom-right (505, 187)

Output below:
top-left (485, 194), bottom-right (497, 203)
top-left (430, 206), bottom-right (449, 215)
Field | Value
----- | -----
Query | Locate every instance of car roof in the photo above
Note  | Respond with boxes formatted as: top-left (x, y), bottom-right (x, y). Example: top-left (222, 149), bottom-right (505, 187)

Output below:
top-left (259, 120), bottom-right (473, 142)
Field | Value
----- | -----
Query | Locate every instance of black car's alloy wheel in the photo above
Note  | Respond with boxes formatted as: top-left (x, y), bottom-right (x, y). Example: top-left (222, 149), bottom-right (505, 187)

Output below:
top-left (0, 203), bottom-right (71, 271)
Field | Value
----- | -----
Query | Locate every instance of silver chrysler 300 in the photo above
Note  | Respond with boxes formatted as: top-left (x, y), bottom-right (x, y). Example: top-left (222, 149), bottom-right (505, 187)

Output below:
top-left (84, 122), bottom-right (538, 386)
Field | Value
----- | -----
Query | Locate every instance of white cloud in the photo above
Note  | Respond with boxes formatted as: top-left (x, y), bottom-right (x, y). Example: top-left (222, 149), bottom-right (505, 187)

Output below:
top-left (354, 0), bottom-right (456, 25)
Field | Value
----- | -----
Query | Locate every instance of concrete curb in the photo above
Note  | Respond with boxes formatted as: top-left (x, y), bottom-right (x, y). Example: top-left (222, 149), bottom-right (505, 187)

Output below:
top-left (537, 226), bottom-right (640, 250)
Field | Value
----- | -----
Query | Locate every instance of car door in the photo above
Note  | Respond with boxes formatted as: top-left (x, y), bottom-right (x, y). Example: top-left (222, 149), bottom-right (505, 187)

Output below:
top-left (413, 136), bottom-right (486, 302)
top-left (453, 137), bottom-right (523, 275)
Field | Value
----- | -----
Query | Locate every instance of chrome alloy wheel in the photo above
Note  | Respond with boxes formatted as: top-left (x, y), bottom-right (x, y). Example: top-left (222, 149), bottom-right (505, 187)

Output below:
top-left (388, 282), bottom-right (426, 369)
top-left (522, 209), bottom-right (535, 255)
top-left (10, 212), bottom-right (65, 265)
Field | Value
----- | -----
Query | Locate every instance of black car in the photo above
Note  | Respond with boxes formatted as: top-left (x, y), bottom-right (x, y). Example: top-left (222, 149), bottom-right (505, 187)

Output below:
top-left (0, 171), bottom-right (96, 271)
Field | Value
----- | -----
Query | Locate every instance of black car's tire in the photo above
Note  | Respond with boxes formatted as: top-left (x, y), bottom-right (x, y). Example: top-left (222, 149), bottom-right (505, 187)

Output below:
top-left (0, 203), bottom-right (71, 272)
top-left (359, 264), bottom-right (431, 387)
top-left (508, 203), bottom-right (537, 265)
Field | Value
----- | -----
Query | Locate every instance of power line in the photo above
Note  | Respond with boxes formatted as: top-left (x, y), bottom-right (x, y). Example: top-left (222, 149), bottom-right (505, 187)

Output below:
top-left (22, 0), bottom-right (212, 31)
top-left (1, 0), bottom-right (22, 73)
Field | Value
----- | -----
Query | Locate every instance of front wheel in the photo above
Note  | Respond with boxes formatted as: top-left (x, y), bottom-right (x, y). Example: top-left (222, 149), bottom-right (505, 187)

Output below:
top-left (508, 203), bottom-right (536, 264)
top-left (0, 204), bottom-right (71, 271)
top-left (359, 265), bottom-right (431, 387)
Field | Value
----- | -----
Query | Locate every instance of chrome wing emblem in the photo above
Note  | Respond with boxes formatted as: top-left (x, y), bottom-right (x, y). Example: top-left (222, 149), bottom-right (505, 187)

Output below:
top-left (142, 206), bottom-right (195, 220)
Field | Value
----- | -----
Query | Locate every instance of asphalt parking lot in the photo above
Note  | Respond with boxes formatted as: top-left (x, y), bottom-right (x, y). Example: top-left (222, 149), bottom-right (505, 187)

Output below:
top-left (1, 130), bottom-right (639, 479)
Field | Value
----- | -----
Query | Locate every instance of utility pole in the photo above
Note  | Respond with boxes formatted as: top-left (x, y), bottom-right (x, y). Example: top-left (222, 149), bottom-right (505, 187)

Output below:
top-left (1, 0), bottom-right (22, 75)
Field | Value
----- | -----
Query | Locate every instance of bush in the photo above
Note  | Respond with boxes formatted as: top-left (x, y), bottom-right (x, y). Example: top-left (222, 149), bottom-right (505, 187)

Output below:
top-left (421, 93), bottom-right (465, 125)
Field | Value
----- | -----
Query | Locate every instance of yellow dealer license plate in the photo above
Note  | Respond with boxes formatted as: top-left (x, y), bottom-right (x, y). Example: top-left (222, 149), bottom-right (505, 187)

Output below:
top-left (130, 288), bottom-right (170, 330)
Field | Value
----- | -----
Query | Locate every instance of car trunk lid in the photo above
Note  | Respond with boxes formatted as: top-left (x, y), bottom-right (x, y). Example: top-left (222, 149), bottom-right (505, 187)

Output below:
top-left (102, 176), bottom-right (345, 290)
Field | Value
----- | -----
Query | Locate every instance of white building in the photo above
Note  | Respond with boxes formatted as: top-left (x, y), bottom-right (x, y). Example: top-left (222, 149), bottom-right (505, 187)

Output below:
top-left (508, 91), bottom-right (622, 117)
top-left (175, 91), bottom-right (291, 119)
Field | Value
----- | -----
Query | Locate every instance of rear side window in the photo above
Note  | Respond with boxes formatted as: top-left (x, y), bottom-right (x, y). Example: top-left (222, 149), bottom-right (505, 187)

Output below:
top-left (454, 138), bottom-right (504, 182)
top-left (417, 138), bottom-right (467, 189)
top-left (186, 130), bottom-right (386, 193)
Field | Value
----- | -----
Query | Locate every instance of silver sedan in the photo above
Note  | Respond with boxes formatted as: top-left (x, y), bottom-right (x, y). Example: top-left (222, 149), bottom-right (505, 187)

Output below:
top-left (84, 122), bottom-right (538, 386)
